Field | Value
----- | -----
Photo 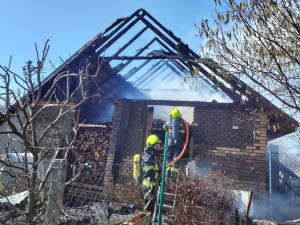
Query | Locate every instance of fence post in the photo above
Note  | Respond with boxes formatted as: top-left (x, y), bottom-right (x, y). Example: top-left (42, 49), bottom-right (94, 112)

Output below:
top-left (268, 148), bottom-right (272, 218)
top-left (188, 136), bottom-right (194, 162)
top-left (44, 159), bottom-right (67, 225)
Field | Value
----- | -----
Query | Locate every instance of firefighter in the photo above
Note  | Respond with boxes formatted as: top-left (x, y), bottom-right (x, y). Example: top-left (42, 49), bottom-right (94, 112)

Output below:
top-left (141, 134), bottom-right (161, 212)
top-left (163, 108), bottom-right (186, 179)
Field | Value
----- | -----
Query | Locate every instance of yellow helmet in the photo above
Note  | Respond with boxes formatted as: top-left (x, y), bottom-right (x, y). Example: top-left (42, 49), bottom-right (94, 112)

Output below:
top-left (146, 135), bottom-right (161, 147)
top-left (170, 108), bottom-right (181, 118)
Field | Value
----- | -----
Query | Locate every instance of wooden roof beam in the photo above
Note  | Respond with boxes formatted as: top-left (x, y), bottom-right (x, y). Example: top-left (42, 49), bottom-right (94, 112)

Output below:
top-left (114, 38), bottom-right (157, 73)
top-left (135, 62), bottom-right (168, 88)
top-left (123, 60), bottom-right (152, 80)
top-left (107, 26), bottom-right (148, 63)
top-left (95, 16), bottom-right (142, 57)
top-left (132, 60), bottom-right (164, 86)
top-left (100, 98), bottom-right (236, 108)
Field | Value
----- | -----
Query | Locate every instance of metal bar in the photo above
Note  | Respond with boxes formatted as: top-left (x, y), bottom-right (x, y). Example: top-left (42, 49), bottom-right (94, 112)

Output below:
top-left (108, 26), bottom-right (148, 62)
top-left (158, 131), bottom-right (169, 225)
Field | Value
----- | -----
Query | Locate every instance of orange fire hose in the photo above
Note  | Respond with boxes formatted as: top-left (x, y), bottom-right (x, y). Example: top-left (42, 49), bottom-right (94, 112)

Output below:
top-left (166, 118), bottom-right (189, 168)
top-left (144, 118), bottom-right (189, 211)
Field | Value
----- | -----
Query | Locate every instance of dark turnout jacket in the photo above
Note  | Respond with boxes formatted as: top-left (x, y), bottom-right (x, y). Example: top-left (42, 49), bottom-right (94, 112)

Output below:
top-left (141, 147), bottom-right (159, 187)
top-left (163, 117), bottom-right (186, 146)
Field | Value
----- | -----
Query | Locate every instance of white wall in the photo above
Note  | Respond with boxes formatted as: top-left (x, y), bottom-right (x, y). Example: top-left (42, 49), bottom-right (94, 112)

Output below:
top-left (0, 116), bottom-right (23, 155)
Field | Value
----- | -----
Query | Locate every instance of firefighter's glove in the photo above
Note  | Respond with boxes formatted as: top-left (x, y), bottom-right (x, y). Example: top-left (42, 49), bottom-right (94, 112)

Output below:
top-left (145, 187), bottom-right (154, 200)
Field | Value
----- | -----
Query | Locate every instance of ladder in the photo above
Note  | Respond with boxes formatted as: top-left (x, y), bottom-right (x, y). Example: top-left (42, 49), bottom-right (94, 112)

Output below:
top-left (152, 185), bottom-right (176, 224)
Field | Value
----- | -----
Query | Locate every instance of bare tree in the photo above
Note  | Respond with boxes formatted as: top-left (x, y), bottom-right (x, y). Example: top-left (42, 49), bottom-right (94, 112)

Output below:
top-left (197, 0), bottom-right (299, 113)
top-left (0, 39), bottom-right (101, 224)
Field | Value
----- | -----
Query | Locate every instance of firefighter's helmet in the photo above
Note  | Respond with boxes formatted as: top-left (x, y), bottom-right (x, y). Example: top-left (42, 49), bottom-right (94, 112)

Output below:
top-left (146, 135), bottom-right (161, 147)
top-left (170, 108), bottom-right (181, 118)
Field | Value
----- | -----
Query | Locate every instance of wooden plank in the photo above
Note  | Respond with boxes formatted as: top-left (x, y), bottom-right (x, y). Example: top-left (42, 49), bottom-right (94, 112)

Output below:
top-left (100, 99), bottom-right (236, 108)
top-left (122, 212), bottom-right (151, 225)
top-left (68, 192), bottom-right (104, 202)
top-left (78, 124), bottom-right (107, 128)
top-left (68, 187), bottom-right (103, 195)
top-left (244, 189), bottom-right (253, 225)
top-left (189, 136), bottom-right (194, 161)
top-left (69, 182), bottom-right (104, 192)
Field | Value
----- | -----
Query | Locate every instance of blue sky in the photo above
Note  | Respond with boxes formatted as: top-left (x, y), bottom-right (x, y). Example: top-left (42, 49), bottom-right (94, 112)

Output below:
top-left (0, 0), bottom-right (215, 74)
top-left (1, 1), bottom-right (298, 153)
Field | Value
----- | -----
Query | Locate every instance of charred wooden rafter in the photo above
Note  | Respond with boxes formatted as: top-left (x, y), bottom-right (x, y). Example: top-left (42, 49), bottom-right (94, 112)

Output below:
top-left (35, 8), bottom-right (298, 140)
top-left (154, 37), bottom-right (191, 71)
top-left (152, 70), bottom-right (174, 86)
top-left (114, 38), bottom-right (157, 73)
top-left (107, 26), bottom-right (148, 62)
top-left (95, 17), bottom-right (142, 57)
top-left (133, 60), bottom-right (166, 86)
top-left (100, 98), bottom-right (236, 108)
top-left (132, 60), bottom-right (164, 86)
top-left (141, 89), bottom-right (198, 92)
top-left (137, 64), bottom-right (170, 88)
top-left (123, 59), bottom-right (151, 80)
top-left (164, 61), bottom-right (184, 78)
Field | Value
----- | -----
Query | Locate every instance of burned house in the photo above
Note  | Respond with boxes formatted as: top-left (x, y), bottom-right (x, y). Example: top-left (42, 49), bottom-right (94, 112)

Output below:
top-left (1, 9), bottom-right (298, 213)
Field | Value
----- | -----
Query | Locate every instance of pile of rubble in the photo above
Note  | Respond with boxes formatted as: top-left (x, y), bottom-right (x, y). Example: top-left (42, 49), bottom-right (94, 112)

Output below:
top-left (59, 201), bottom-right (136, 225)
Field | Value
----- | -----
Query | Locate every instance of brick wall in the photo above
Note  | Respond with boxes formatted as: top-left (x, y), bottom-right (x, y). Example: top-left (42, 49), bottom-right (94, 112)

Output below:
top-left (192, 107), bottom-right (268, 193)
top-left (103, 103), bottom-right (147, 205)
top-left (34, 102), bottom-right (77, 173)
top-left (101, 157), bottom-right (143, 207)
top-left (102, 104), bottom-right (268, 207)
top-left (123, 104), bottom-right (147, 157)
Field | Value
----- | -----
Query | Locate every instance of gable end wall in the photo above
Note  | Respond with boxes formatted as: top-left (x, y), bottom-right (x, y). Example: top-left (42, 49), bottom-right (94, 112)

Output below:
top-left (193, 107), bottom-right (268, 193)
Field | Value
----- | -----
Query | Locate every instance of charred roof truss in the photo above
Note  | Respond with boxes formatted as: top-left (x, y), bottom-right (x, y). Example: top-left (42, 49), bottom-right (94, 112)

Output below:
top-left (41, 8), bottom-right (297, 140)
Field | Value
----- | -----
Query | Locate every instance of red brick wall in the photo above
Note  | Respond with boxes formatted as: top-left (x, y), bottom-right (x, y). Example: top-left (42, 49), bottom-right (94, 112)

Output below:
top-left (193, 107), bottom-right (268, 193)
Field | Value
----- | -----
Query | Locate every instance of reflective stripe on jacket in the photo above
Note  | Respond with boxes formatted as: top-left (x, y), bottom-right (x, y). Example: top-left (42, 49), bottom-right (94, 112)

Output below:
top-left (142, 180), bottom-right (156, 187)
top-left (141, 147), bottom-right (159, 187)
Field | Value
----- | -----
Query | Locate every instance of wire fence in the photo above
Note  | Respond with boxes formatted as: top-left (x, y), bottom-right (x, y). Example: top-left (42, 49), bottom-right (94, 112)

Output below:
top-left (1, 152), bottom-right (300, 224)
top-left (266, 151), bottom-right (300, 222)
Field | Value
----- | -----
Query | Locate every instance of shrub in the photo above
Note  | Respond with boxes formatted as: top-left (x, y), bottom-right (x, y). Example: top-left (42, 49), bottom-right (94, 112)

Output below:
top-left (169, 170), bottom-right (237, 225)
